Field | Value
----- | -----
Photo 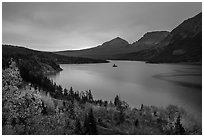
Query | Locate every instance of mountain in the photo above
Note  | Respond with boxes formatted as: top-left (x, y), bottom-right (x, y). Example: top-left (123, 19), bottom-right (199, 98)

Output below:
top-left (56, 37), bottom-right (130, 60)
top-left (2, 45), bottom-right (108, 74)
top-left (113, 12), bottom-right (202, 63)
top-left (100, 37), bottom-right (129, 48)
top-left (171, 12), bottom-right (202, 39)
top-left (56, 31), bottom-right (169, 60)
top-left (147, 12), bottom-right (202, 63)
top-left (56, 12), bottom-right (201, 63)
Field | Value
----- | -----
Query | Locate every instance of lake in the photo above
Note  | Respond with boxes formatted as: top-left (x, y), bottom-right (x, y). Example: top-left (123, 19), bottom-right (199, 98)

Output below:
top-left (48, 61), bottom-right (202, 122)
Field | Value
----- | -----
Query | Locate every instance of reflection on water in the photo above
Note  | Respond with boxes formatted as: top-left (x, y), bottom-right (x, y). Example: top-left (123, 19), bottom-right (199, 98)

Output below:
top-left (48, 61), bottom-right (202, 123)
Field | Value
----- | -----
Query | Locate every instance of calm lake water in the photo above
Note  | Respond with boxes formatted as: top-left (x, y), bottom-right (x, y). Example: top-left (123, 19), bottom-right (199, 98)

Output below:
top-left (48, 61), bottom-right (202, 122)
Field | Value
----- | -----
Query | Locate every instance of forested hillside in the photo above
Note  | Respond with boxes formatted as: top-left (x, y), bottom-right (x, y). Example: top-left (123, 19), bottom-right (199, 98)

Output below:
top-left (2, 45), bottom-right (108, 71)
top-left (2, 59), bottom-right (201, 135)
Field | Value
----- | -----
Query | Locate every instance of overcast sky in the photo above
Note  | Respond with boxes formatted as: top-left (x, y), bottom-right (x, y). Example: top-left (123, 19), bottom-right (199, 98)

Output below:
top-left (2, 2), bottom-right (201, 51)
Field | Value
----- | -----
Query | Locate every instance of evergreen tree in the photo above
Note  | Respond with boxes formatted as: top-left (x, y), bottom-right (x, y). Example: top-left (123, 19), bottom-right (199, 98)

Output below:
top-left (68, 101), bottom-right (76, 119)
top-left (83, 114), bottom-right (89, 134)
top-left (69, 87), bottom-right (74, 98)
top-left (134, 119), bottom-right (139, 127)
top-left (114, 95), bottom-right (121, 107)
top-left (113, 96), bottom-right (126, 124)
top-left (118, 109), bottom-right (125, 124)
top-left (104, 101), bottom-right (108, 107)
top-left (81, 91), bottom-right (88, 103)
top-left (74, 118), bottom-right (82, 135)
top-left (114, 95), bottom-right (122, 109)
top-left (64, 88), bottom-right (68, 96)
top-left (41, 101), bottom-right (47, 115)
top-left (83, 108), bottom-right (98, 135)
top-left (174, 115), bottom-right (185, 135)
top-left (74, 90), bottom-right (80, 101)
top-left (140, 104), bottom-right (144, 111)
top-left (87, 90), bottom-right (93, 102)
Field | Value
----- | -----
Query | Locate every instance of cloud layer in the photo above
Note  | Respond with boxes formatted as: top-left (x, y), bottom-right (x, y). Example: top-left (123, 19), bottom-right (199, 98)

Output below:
top-left (3, 2), bottom-right (201, 51)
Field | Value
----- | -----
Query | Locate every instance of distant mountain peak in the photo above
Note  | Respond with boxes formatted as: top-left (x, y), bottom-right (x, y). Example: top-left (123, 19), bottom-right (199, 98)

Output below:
top-left (114, 36), bottom-right (124, 40)
top-left (100, 37), bottom-right (129, 48)
top-left (109, 37), bottom-right (128, 43)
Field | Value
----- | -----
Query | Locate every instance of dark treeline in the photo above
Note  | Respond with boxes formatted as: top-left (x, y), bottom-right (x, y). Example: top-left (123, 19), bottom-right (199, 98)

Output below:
top-left (2, 44), bottom-right (108, 70)
top-left (17, 57), bottom-right (109, 107)
top-left (2, 44), bottom-right (110, 106)
top-left (17, 58), bottom-right (113, 135)
top-left (2, 49), bottom-right (62, 72)
top-left (2, 44), bottom-right (110, 108)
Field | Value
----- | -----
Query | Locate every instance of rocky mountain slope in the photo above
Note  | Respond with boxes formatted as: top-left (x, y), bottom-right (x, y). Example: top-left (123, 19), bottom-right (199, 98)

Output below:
top-left (56, 12), bottom-right (201, 63)
top-left (149, 12), bottom-right (202, 63)
top-left (115, 12), bottom-right (202, 63)
top-left (131, 31), bottom-right (170, 49)
top-left (55, 31), bottom-right (170, 60)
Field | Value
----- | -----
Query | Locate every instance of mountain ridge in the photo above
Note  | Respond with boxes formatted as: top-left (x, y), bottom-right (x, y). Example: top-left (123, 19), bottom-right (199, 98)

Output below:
top-left (55, 31), bottom-right (170, 60)
top-left (55, 12), bottom-right (202, 63)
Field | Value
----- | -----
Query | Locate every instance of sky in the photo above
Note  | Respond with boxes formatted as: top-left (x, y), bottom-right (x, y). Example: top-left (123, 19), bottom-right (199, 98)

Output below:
top-left (2, 2), bottom-right (202, 51)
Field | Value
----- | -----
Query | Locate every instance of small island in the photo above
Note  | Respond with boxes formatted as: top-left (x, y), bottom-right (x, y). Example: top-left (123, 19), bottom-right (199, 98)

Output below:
top-left (113, 64), bottom-right (117, 67)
